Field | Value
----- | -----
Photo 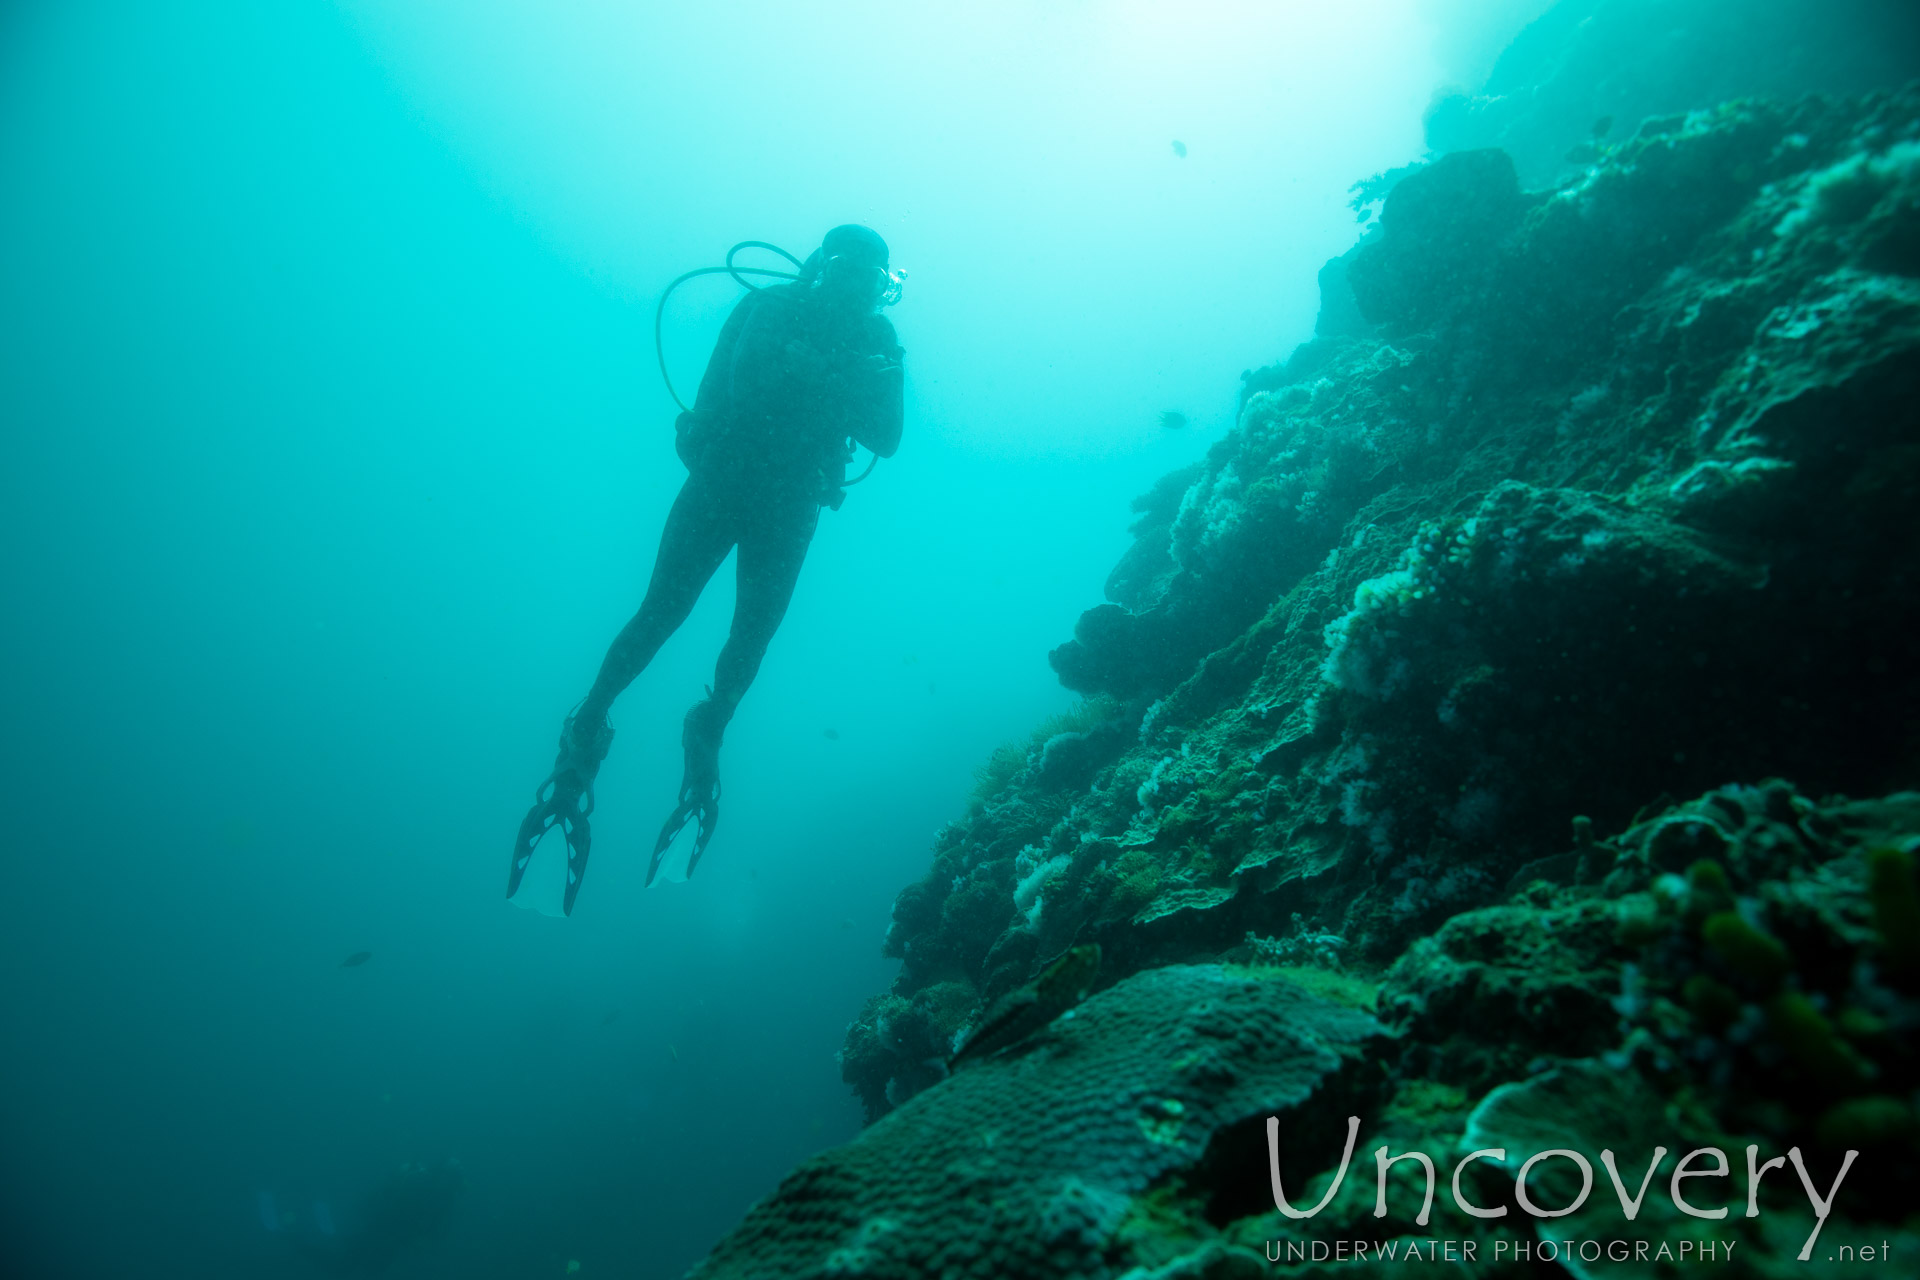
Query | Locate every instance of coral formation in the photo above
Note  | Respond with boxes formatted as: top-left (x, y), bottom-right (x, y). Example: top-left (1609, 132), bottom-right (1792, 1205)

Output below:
top-left (694, 7), bottom-right (1920, 1276)
top-left (877, 86), bottom-right (1920, 1075)
top-left (694, 968), bottom-right (1378, 1280)
top-left (1424, 0), bottom-right (1920, 189)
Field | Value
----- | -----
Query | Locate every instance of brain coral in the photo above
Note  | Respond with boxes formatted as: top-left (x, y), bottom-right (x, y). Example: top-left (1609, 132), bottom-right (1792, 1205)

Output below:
top-left (690, 966), bottom-right (1379, 1280)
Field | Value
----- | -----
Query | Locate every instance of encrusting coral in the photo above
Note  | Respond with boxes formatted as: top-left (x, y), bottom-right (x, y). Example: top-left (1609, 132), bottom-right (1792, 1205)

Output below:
top-left (698, 969), bottom-right (1379, 1280)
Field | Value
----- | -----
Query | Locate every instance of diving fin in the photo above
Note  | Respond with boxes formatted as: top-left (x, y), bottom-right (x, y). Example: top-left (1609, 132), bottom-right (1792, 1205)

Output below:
top-left (647, 697), bottom-right (728, 886)
top-left (510, 711), bottom-right (614, 915)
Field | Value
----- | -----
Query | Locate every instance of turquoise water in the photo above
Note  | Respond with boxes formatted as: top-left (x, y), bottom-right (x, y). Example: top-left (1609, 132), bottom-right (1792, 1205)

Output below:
top-left (8, 1), bottom-right (1898, 1276)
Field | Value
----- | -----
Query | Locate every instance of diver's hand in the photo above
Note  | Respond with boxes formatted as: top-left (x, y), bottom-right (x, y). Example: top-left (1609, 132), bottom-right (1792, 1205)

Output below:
top-left (785, 341), bottom-right (895, 389)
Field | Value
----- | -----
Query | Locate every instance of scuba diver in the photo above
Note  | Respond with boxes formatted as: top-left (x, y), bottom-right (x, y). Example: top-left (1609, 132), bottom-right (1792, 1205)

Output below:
top-left (511, 224), bottom-right (905, 914)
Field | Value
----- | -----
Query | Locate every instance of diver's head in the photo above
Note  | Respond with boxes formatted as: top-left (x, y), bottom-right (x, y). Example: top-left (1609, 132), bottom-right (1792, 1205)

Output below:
top-left (805, 224), bottom-right (903, 310)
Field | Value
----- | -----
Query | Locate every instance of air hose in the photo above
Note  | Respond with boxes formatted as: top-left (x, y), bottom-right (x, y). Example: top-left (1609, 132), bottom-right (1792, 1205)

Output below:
top-left (654, 240), bottom-right (880, 488)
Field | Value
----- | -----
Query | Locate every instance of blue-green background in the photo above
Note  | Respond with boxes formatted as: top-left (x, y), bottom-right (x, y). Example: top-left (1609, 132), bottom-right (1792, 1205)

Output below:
top-left (1, 2), bottom-right (1547, 1274)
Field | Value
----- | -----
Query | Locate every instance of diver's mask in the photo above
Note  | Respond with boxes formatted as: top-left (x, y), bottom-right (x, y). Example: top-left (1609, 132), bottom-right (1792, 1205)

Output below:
top-left (821, 254), bottom-right (907, 308)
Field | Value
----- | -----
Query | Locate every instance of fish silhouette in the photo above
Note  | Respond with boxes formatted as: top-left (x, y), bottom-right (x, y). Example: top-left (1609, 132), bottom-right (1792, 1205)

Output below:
top-left (340, 951), bottom-right (372, 968)
top-left (1171, 139), bottom-right (1188, 158)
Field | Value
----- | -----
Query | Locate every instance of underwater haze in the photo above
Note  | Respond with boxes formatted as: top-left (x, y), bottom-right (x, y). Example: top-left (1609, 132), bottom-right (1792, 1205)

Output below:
top-left (16, 0), bottom-right (1919, 1276)
top-left (0, 1), bottom-right (1519, 1275)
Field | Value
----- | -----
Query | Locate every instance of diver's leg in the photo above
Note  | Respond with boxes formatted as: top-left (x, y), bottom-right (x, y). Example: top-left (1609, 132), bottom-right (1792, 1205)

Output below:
top-left (650, 498), bottom-right (820, 884)
top-left (514, 476), bottom-right (736, 913)
top-left (713, 496), bottom-right (821, 708)
top-left (578, 477), bottom-right (736, 729)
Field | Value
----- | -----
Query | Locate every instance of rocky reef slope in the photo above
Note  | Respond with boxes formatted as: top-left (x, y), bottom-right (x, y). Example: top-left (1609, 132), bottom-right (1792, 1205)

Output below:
top-left (857, 82), bottom-right (1920, 1075)
top-left (828, 87), bottom-right (1920, 1278)
top-left (1425, 0), bottom-right (1920, 189)
top-left (687, 48), bottom-right (1920, 1280)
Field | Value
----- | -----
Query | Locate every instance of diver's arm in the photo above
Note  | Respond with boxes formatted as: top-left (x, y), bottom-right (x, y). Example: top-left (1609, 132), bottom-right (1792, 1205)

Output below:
top-left (848, 350), bottom-right (903, 458)
top-left (842, 316), bottom-right (902, 458)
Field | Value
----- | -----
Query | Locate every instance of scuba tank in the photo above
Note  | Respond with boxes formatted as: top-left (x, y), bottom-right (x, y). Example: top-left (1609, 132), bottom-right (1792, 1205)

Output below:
top-left (654, 240), bottom-right (904, 493)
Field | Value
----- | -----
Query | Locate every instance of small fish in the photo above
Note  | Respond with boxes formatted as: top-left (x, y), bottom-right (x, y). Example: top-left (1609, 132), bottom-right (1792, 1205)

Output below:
top-left (340, 951), bottom-right (372, 968)
top-left (1171, 139), bottom-right (1188, 158)
top-left (1159, 410), bottom-right (1188, 430)
top-left (951, 944), bottom-right (1101, 1068)
top-left (668, 1043), bottom-right (679, 1063)
top-left (1592, 115), bottom-right (1613, 139)
top-left (602, 1009), bottom-right (620, 1025)
top-left (822, 728), bottom-right (840, 740)
top-left (838, 918), bottom-right (855, 931)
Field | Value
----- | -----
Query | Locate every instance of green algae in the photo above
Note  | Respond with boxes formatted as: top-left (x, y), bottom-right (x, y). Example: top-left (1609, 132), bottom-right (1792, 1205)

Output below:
top-left (1106, 849), bottom-right (1162, 917)
top-left (1764, 991), bottom-right (1872, 1091)
top-left (1702, 910), bottom-right (1793, 989)
top-left (1682, 972), bottom-right (1743, 1034)
top-left (1225, 962), bottom-right (1379, 1012)
top-left (1867, 844), bottom-right (1920, 984)
top-left (1684, 858), bottom-right (1736, 921)
top-left (1816, 1094), bottom-right (1917, 1149)
top-left (969, 740), bottom-right (1030, 808)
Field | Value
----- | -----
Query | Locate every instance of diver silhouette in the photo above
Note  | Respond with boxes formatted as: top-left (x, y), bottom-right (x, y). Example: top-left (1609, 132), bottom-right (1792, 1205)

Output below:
top-left (511, 224), bottom-right (904, 914)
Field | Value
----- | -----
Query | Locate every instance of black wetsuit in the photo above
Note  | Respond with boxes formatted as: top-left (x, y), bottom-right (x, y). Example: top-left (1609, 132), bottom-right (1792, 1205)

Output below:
top-left (583, 283), bottom-right (903, 721)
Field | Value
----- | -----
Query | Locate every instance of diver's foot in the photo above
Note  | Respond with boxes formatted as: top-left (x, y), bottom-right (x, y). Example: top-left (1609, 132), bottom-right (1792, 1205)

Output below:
top-left (508, 711), bottom-right (615, 914)
top-left (647, 696), bottom-right (731, 885)
top-left (680, 696), bottom-right (729, 793)
top-left (554, 710), bottom-right (616, 789)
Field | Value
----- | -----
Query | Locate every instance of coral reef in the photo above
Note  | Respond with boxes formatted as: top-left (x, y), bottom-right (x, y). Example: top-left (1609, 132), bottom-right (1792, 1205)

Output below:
top-left (1424, 0), bottom-right (1920, 190)
top-left (878, 84), bottom-right (1920, 1074)
top-left (827, 782), bottom-right (1920, 1278)
top-left (839, 88), bottom-right (1917, 1277)
top-left (688, 9), bottom-right (1920, 1277)
top-left (695, 968), bottom-right (1379, 1280)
